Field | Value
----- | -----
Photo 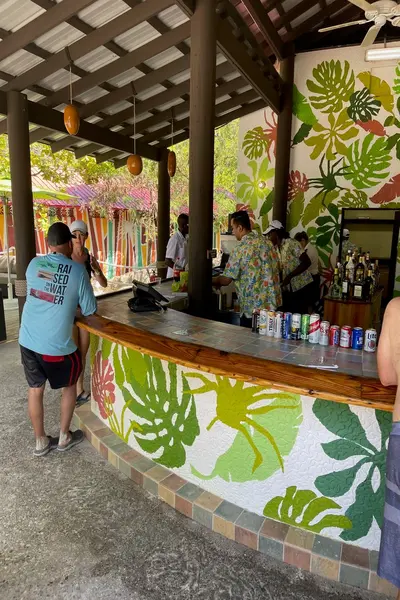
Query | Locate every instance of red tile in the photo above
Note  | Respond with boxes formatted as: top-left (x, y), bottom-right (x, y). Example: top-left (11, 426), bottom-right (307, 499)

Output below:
top-left (175, 496), bottom-right (193, 518)
top-left (341, 544), bottom-right (369, 569)
top-left (162, 474), bottom-right (187, 492)
top-left (235, 526), bottom-right (257, 550)
top-left (284, 545), bottom-right (311, 571)
top-left (99, 443), bottom-right (108, 460)
top-left (130, 467), bottom-right (143, 486)
top-left (121, 449), bottom-right (141, 462)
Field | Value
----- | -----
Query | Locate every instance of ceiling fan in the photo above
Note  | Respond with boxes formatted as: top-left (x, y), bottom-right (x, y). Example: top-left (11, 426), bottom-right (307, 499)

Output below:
top-left (318, 0), bottom-right (400, 47)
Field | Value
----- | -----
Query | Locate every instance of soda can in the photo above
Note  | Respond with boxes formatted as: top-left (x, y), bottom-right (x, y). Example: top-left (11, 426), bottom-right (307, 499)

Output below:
top-left (351, 327), bottom-right (364, 350)
top-left (329, 325), bottom-right (340, 347)
top-left (291, 313), bottom-right (301, 340)
top-left (301, 314), bottom-right (310, 340)
top-left (259, 309), bottom-right (268, 336)
top-left (309, 313), bottom-right (320, 344)
top-left (252, 309), bottom-right (260, 333)
top-left (267, 311), bottom-right (275, 337)
top-left (282, 312), bottom-right (292, 339)
top-left (364, 329), bottom-right (377, 353)
top-left (340, 326), bottom-right (352, 348)
top-left (319, 321), bottom-right (330, 346)
top-left (274, 311), bottom-right (283, 339)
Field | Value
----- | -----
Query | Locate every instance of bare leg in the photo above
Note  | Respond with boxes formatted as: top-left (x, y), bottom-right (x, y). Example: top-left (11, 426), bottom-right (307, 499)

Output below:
top-left (396, 590), bottom-right (400, 600)
top-left (59, 384), bottom-right (77, 445)
top-left (76, 328), bottom-right (90, 397)
top-left (28, 385), bottom-right (46, 439)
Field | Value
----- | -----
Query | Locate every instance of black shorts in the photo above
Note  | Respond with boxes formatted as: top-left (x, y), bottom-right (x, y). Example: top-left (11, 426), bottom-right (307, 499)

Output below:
top-left (20, 346), bottom-right (82, 390)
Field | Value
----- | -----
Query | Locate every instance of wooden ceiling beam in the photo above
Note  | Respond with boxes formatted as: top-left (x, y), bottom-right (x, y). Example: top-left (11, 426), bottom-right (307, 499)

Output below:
top-left (0, 0), bottom-right (98, 63)
top-left (241, 0), bottom-right (286, 60)
top-left (275, 0), bottom-right (318, 29)
top-left (285, 0), bottom-right (348, 41)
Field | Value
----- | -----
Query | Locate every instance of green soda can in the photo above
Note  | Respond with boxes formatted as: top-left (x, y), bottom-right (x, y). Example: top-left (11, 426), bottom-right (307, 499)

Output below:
top-left (301, 314), bottom-right (310, 340)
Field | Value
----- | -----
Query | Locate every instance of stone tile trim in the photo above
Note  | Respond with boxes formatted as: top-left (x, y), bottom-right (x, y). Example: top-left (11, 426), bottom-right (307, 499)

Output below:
top-left (73, 407), bottom-right (397, 598)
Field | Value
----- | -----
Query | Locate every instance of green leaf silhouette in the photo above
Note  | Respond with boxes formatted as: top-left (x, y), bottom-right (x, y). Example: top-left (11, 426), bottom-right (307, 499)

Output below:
top-left (263, 486), bottom-right (352, 534)
top-left (292, 84), bottom-right (318, 125)
top-left (347, 88), bottom-right (381, 123)
top-left (345, 133), bottom-right (391, 189)
top-left (242, 126), bottom-right (270, 159)
top-left (307, 60), bottom-right (355, 113)
top-left (287, 193), bottom-right (305, 230)
top-left (305, 110), bottom-right (358, 160)
top-left (358, 71), bottom-right (394, 113)
top-left (338, 190), bottom-right (369, 209)
top-left (101, 338), bottom-right (112, 360)
top-left (293, 123), bottom-right (313, 146)
top-left (237, 158), bottom-right (274, 209)
top-left (340, 467), bottom-right (377, 542)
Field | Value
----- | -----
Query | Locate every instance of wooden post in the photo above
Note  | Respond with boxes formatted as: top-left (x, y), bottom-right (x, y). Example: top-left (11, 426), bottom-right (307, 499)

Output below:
top-left (7, 91), bottom-right (36, 316)
top-left (273, 51), bottom-right (295, 228)
top-left (188, 0), bottom-right (217, 317)
top-left (157, 150), bottom-right (170, 279)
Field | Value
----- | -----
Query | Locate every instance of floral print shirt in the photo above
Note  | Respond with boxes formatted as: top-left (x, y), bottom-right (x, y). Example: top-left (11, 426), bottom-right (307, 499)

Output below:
top-left (224, 231), bottom-right (281, 318)
top-left (279, 238), bottom-right (313, 293)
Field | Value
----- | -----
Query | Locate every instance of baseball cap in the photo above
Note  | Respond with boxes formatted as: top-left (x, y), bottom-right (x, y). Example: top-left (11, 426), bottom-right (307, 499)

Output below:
top-left (70, 220), bottom-right (88, 235)
top-left (343, 228), bottom-right (350, 238)
top-left (265, 220), bottom-right (284, 234)
top-left (47, 222), bottom-right (76, 246)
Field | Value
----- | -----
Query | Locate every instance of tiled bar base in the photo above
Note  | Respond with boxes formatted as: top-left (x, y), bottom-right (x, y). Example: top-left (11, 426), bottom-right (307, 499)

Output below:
top-left (73, 403), bottom-right (397, 598)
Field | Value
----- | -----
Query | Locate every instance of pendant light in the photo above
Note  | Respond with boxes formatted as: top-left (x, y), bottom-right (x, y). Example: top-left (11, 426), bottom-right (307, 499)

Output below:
top-left (64, 56), bottom-right (80, 135)
top-left (127, 84), bottom-right (142, 176)
top-left (168, 109), bottom-right (176, 178)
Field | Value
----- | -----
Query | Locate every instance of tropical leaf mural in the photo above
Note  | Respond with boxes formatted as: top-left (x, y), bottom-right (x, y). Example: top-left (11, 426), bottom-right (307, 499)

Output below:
top-left (237, 158), bottom-right (274, 209)
top-left (306, 60), bottom-right (355, 113)
top-left (347, 88), bottom-right (381, 123)
top-left (344, 133), bottom-right (391, 189)
top-left (263, 486), bottom-right (352, 534)
top-left (242, 126), bottom-right (270, 160)
top-left (305, 110), bottom-right (358, 160)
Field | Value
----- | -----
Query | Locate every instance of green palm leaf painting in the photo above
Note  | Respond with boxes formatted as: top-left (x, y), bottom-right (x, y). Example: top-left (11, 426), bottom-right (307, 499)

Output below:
top-left (115, 345), bottom-right (200, 468)
top-left (237, 158), bottom-right (275, 209)
top-left (338, 190), bottom-right (369, 208)
top-left (186, 374), bottom-right (302, 482)
top-left (307, 60), bottom-right (355, 113)
top-left (347, 88), bottom-right (381, 123)
top-left (345, 133), bottom-right (391, 189)
top-left (305, 110), bottom-right (358, 160)
top-left (263, 486), bottom-right (352, 534)
top-left (357, 72), bottom-right (394, 113)
top-left (242, 126), bottom-right (270, 159)
top-left (313, 400), bottom-right (391, 541)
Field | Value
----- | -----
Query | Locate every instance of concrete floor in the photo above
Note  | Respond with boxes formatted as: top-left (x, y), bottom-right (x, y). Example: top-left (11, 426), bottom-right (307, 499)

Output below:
top-left (0, 340), bottom-right (391, 600)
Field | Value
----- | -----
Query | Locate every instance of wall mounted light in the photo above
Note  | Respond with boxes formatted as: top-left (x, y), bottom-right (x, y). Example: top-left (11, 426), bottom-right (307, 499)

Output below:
top-left (365, 47), bottom-right (400, 61)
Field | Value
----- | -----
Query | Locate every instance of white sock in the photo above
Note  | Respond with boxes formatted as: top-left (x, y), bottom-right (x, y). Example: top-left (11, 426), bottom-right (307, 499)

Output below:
top-left (35, 436), bottom-right (49, 451)
top-left (59, 431), bottom-right (69, 446)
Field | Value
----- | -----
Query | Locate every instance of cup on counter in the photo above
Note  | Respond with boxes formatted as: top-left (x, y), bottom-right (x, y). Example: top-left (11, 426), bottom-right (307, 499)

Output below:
top-left (233, 299), bottom-right (240, 313)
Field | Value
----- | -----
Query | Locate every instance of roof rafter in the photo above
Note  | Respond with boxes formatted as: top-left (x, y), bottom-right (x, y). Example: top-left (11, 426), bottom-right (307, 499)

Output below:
top-left (240, 0), bottom-right (286, 59)
top-left (285, 0), bottom-right (348, 41)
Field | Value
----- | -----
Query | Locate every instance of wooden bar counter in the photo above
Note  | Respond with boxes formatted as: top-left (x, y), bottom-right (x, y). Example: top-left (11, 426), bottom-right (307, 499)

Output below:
top-left (76, 289), bottom-right (396, 569)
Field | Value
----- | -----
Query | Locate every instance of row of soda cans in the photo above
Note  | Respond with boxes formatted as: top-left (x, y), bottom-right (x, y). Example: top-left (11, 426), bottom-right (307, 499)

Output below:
top-left (251, 310), bottom-right (377, 352)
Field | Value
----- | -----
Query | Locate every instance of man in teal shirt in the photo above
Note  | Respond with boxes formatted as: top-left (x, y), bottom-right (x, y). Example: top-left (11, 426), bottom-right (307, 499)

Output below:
top-left (19, 222), bottom-right (97, 456)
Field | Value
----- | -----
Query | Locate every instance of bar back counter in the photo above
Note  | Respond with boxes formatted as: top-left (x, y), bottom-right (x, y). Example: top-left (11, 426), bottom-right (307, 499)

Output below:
top-left (76, 289), bottom-right (396, 595)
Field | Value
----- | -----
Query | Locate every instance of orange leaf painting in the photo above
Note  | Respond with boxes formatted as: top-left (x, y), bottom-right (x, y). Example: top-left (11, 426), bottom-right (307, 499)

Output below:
top-left (371, 174), bottom-right (400, 204)
top-left (356, 120), bottom-right (386, 137)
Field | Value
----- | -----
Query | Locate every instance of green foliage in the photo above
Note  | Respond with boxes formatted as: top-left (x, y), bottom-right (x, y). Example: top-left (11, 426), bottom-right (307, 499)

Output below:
top-left (394, 64), bottom-right (400, 95)
top-left (237, 158), bottom-right (274, 209)
top-left (347, 88), bottom-right (381, 123)
top-left (314, 204), bottom-right (340, 248)
top-left (302, 190), bottom-right (339, 226)
top-left (115, 346), bottom-right (200, 467)
top-left (187, 374), bottom-right (302, 482)
top-left (263, 486), bottom-right (352, 534)
top-left (292, 84), bottom-right (318, 125)
top-left (313, 400), bottom-right (391, 541)
top-left (358, 72), bottom-right (394, 113)
top-left (287, 192), bottom-right (305, 230)
top-left (307, 60), bottom-right (355, 113)
top-left (338, 190), bottom-right (369, 208)
top-left (242, 126), bottom-right (269, 159)
top-left (345, 133), bottom-right (391, 189)
top-left (292, 123), bottom-right (313, 146)
top-left (305, 110), bottom-right (358, 160)
top-left (259, 190), bottom-right (274, 232)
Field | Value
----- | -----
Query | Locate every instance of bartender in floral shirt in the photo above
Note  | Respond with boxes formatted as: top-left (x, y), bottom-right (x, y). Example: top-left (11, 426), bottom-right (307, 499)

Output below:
top-left (212, 211), bottom-right (281, 327)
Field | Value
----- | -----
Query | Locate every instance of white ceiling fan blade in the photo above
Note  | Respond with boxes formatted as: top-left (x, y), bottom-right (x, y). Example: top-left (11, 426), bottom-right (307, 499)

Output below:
top-left (319, 19), bottom-right (369, 33)
top-left (361, 24), bottom-right (382, 47)
top-left (347, 0), bottom-right (372, 10)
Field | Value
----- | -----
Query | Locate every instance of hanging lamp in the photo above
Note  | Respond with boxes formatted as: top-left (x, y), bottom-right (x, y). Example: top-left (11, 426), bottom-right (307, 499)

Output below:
top-left (64, 56), bottom-right (80, 135)
top-left (127, 84), bottom-right (142, 176)
top-left (168, 109), bottom-right (176, 177)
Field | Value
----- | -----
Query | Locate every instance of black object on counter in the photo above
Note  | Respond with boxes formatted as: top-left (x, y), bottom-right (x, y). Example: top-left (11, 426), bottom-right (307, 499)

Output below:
top-left (0, 290), bottom-right (6, 341)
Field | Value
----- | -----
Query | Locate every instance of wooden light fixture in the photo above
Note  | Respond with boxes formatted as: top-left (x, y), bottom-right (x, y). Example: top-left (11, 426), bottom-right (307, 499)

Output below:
top-left (127, 85), bottom-right (142, 176)
top-left (64, 62), bottom-right (80, 135)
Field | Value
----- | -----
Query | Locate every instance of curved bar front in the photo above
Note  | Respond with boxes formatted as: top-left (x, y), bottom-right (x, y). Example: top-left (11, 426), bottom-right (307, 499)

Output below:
top-left (76, 291), bottom-right (396, 595)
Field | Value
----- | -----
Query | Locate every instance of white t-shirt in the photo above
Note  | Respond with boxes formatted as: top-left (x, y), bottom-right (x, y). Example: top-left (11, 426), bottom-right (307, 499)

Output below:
top-left (165, 231), bottom-right (187, 278)
top-left (305, 242), bottom-right (319, 276)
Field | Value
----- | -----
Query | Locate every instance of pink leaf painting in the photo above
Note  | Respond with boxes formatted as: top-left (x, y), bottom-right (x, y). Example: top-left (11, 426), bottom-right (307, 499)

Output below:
top-left (356, 120), bottom-right (386, 137)
top-left (371, 174), bottom-right (400, 204)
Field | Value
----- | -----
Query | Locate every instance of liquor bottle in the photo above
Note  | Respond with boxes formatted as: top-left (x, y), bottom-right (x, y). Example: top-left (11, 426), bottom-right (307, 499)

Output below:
top-left (355, 255), bottom-right (365, 283)
top-left (347, 254), bottom-right (355, 284)
top-left (353, 258), bottom-right (365, 300)
top-left (365, 251), bottom-right (371, 272)
top-left (342, 269), bottom-right (351, 301)
top-left (330, 267), bottom-right (342, 299)
top-left (364, 268), bottom-right (374, 301)
top-left (337, 262), bottom-right (343, 282)
top-left (374, 260), bottom-right (380, 289)
top-left (343, 253), bottom-right (350, 275)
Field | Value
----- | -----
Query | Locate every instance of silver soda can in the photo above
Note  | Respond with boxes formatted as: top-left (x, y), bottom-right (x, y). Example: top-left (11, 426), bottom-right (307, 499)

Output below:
top-left (274, 311), bottom-right (283, 339)
top-left (364, 329), bottom-right (377, 352)
top-left (309, 313), bottom-right (320, 344)
top-left (267, 311), bottom-right (275, 337)
top-left (259, 309), bottom-right (268, 336)
top-left (319, 321), bottom-right (330, 346)
top-left (291, 313), bottom-right (301, 340)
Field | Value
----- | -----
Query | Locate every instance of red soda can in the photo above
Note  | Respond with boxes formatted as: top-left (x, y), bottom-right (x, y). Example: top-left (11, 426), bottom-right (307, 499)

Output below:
top-left (340, 326), bottom-right (352, 348)
top-left (329, 325), bottom-right (340, 347)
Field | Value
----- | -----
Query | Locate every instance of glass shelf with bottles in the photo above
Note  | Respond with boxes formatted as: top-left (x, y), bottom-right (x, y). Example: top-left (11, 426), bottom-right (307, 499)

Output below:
top-left (329, 250), bottom-right (380, 302)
